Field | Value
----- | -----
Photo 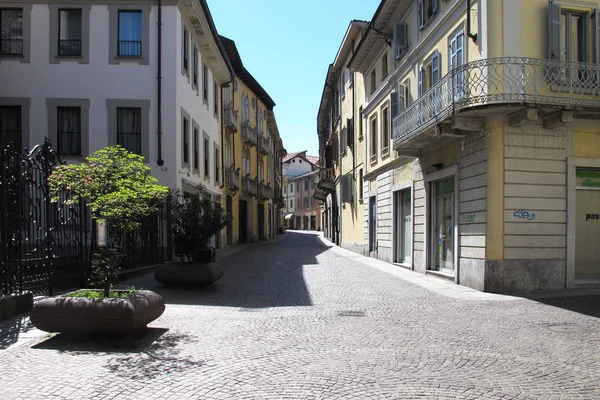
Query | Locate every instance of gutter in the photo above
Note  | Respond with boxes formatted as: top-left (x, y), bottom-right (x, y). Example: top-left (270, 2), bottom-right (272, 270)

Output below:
top-left (156, 0), bottom-right (164, 166)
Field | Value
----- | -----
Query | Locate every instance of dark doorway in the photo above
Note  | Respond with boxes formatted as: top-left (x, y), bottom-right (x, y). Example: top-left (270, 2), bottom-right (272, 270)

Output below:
top-left (226, 196), bottom-right (233, 246)
top-left (239, 200), bottom-right (247, 243)
top-left (258, 204), bottom-right (265, 240)
top-left (369, 196), bottom-right (377, 253)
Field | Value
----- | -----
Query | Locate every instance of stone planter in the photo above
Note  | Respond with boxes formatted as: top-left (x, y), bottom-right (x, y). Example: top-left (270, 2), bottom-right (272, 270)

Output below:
top-left (29, 290), bottom-right (165, 335)
top-left (154, 262), bottom-right (223, 286)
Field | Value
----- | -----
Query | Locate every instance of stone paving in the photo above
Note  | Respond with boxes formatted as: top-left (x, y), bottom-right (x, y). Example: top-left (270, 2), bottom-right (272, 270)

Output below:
top-left (1, 230), bottom-right (600, 399)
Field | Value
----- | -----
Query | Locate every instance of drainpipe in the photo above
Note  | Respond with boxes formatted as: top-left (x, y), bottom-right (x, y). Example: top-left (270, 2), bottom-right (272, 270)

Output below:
top-left (219, 80), bottom-right (232, 190)
top-left (156, 0), bottom-right (164, 167)
top-left (466, 0), bottom-right (478, 43)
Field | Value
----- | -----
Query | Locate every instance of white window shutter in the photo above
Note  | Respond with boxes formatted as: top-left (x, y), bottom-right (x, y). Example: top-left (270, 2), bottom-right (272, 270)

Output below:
top-left (418, 67), bottom-right (424, 96)
top-left (390, 92), bottom-right (399, 119)
top-left (593, 8), bottom-right (600, 64)
top-left (432, 53), bottom-right (440, 85)
top-left (548, 0), bottom-right (561, 60)
top-left (398, 83), bottom-right (406, 111)
top-left (393, 22), bottom-right (408, 60)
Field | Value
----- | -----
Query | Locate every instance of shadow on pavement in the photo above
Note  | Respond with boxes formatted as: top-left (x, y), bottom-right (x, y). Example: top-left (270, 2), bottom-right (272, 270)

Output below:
top-left (155, 231), bottom-right (328, 309)
top-left (532, 295), bottom-right (600, 319)
top-left (0, 315), bottom-right (35, 350)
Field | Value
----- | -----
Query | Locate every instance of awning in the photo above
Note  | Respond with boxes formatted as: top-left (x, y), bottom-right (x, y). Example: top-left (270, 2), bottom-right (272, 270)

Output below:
top-left (284, 213), bottom-right (294, 220)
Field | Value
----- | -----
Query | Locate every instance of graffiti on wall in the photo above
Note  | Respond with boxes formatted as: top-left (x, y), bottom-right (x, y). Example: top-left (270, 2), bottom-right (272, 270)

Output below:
top-left (513, 209), bottom-right (536, 221)
top-left (461, 213), bottom-right (476, 223)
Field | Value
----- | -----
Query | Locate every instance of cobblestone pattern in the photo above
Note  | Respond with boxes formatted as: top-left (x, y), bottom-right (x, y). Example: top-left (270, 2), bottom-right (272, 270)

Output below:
top-left (1, 231), bottom-right (600, 399)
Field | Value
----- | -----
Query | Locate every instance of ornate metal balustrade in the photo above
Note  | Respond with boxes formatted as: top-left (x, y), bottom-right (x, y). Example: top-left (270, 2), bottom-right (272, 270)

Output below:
top-left (223, 101), bottom-right (237, 132)
top-left (258, 135), bottom-right (271, 155)
top-left (241, 121), bottom-right (257, 146)
top-left (242, 175), bottom-right (258, 197)
top-left (317, 168), bottom-right (336, 193)
top-left (393, 57), bottom-right (600, 147)
top-left (225, 165), bottom-right (240, 191)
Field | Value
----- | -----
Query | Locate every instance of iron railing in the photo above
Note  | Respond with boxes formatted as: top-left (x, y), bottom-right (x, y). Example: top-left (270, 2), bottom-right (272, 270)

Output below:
top-left (1, 39), bottom-right (23, 56)
top-left (118, 40), bottom-right (142, 57)
top-left (223, 101), bottom-right (237, 132)
top-left (58, 39), bottom-right (82, 56)
top-left (241, 121), bottom-right (257, 146)
top-left (242, 175), bottom-right (257, 197)
top-left (393, 57), bottom-right (600, 147)
top-left (0, 139), bottom-right (171, 297)
top-left (225, 165), bottom-right (240, 191)
top-left (258, 135), bottom-right (271, 155)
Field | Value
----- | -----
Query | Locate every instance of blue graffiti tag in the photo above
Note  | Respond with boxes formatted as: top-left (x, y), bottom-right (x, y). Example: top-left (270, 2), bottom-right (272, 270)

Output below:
top-left (513, 209), bottom-right (536, 221)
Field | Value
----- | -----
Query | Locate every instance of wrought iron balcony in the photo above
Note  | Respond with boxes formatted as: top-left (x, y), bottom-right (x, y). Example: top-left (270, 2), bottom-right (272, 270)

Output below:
top-left (241, 121), bottom-right (257, 147)
top-left (225, 165), bottom-right (240, 191)
top-left (223, 101), bottom-right (237, 133)
top-left (242, 175), bottom-right (257, 197)
top-left (258, 182), bottom-right (272, 200)
top-left (393, 57), bottom-right (600, 149)
top-left (258, 135), bottom-right (271, 155)
top-left (314, 190), bottom-right (328, 203)
top-left (317, 168), bottom-right (336, 193)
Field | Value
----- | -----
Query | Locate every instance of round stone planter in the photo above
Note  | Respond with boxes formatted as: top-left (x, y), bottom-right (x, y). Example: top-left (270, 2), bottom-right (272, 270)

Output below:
top-left (29, 290), bottom-right (165, 335)
top-left (154, 262), bottom-right (223, 287)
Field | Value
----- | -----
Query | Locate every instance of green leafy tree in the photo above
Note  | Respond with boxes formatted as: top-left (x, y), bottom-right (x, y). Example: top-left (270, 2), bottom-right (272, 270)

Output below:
top-left (48, 146), bottom-right (169, 297)
top-left (171, 184), bottom-right (230, 262)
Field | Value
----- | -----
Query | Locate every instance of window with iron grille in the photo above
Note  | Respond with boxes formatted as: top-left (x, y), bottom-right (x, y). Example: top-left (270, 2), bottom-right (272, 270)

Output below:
top-left (116, 107), bottom-right (142, 155)
top-left (182, 26), bottom-right (189, 72)
top-left (0, 106), bottom-right (21, 149)
top-left (1, 8), bottom-right (23, 56)
top-left (57, 107), bottom-right (81, 155)
top-left (204, 136), bottom-right (209, 178)
top-left (118, 10), bottom-right (142, 57)
top-left (203, 63), bottom-right (208, 101)
top-left (58, 9), bottom-right (82, 56)
top-left (214, 147), bottom-right (219, 183)
top-left (182, 117), bottom-right (189, 164)
top-left (192, 46), bottom-right (198, 86)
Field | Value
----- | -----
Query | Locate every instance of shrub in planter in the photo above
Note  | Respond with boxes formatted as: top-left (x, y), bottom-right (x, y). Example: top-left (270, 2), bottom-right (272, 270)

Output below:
top-left (154, 184), bottom-right (230, 286)
top-left (29, 146), bottom-right (169, 334)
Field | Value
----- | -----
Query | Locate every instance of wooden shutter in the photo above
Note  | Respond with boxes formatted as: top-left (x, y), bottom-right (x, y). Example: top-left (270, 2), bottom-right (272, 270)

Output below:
top-left (399, 83), bottom-right (407, 111)
top-left (418, 67), bottom-right (424, 96)
top-left (393, 22), bottom-right (408, 60)
top-left (548, 0), bottom-right (561, 60)
top-left (432, 53), bottom-right (440, 85)
top-left (390, 92), bottom-right (399, 119)
top-left (432, 0), bottom-right (438, 15)
top-left (347, 118), bottom-right (354, 149)
top-left (418, 0), bottom-right (424, 29)
top-left (594, 9), bottom-right (600, 64)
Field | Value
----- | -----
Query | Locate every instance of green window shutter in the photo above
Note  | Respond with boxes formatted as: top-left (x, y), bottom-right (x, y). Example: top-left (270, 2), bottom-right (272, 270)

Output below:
top-left (548, 0), bottom-right (561, 60)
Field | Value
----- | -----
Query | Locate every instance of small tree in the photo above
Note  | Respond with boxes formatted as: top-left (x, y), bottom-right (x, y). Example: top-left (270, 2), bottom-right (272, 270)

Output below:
top-left (171, 184), bottom-right (230, 262)
top-left (48, 146), bottom-right (169, 297)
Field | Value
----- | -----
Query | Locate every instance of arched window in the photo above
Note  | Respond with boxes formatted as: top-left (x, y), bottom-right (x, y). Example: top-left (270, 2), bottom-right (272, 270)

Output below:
top-left (242, 146), bottom-right (251, 176)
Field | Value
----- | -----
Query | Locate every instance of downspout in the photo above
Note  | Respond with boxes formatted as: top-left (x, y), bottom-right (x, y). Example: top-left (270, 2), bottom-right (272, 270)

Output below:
top-left (156, 0), bottom-right (164, 166)
top-left (219, 80), bottom-right (232, 190)
top-left (351, 40), bottom-right (356, 227)
top-left (466, 0), bottom-right (478, 43)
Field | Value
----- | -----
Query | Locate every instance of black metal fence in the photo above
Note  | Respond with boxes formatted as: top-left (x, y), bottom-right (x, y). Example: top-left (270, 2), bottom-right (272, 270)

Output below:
top-left (0, 139), bottom-right (171, 297)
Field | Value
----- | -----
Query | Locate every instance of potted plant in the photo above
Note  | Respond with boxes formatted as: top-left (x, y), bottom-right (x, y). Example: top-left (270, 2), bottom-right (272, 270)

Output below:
top-left (154, 184), bottom-right (230, 286)
top-left (29, 146), bottom-right (170, 335)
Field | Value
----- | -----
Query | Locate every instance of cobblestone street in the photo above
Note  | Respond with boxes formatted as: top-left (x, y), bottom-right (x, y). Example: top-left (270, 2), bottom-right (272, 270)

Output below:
top-left (1, 231), bottom-right (600, 399)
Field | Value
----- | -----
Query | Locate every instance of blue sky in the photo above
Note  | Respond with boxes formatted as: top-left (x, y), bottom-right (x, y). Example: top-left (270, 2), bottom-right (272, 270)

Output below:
top-left (207, 0), bottom-right (380, 158)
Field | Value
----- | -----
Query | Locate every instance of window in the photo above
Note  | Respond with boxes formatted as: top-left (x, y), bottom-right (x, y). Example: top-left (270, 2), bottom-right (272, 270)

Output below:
top-left (284, 186), bottom-right (287, 194)
top-left (305, 180), bottom-right (309, 190)
top-left (225, 136), bottom-right (231, 168)
top-left (370, 115), bottom-right (377, 162)
top-left (381, 53), bottom-right (388, 78)
top-left (358, 106), bottom-right (363, 139)
top-left (370, 70), bottom-right (376, 94)
top-left (381, 106), bottom-right (389, 155)
top-left (182, 26), bottom-right (189, 72)
top-left (203, 63), bottom-right (208, 101)
top-left (116, 107), bottom-right (142, 155)
top-left (290, 183), bottom-right (293, 193)
top-left (419, 52), bottom-right (441, 96)
top-left (58, 9), bottom-right (82, 56)
top-left (214, 147), bottom-right (220, 184)
top-left (450, 30), bottom-right (465, 100)
top-left (290, 199), bottom-right (293, 209)
top-left (57, 107), bottom-right (81, 155)
top-left (192, 46), bottom-right (198, 86)
top-left (204, 136), bottom-right (209, 178)
top-left (214, 80), bottom-right (218, 116)
top-left (359, 168), bottom-right (363, 201)
top-left (303, 198), bottom-right (308, 209)
top-left (418, 0), bottom-right (438, 30)
top-left (118, 10), bottom-right (142, 57)
top-left (349, 69), bottom-right (354, 86)
top-left (559, 8), bottom-right (587, 63)
top-left (340, 71), bottom-right (346, 97)
top-left (182, 117), bottom-right (189, 164)
top-left (242, 147), bottom-right (250, 176)
top-left (0, 106), bottom-right (21, 149)
top-left (393, 22), bottom-right (409, 61)
top-left (193, 127), bottom-right (199, 170)
top-left (1, 8), bottom-right (23, 56)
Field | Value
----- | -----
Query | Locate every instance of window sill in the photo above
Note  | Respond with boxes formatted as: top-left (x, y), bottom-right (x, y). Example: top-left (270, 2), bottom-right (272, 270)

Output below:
top-left (381, 147), bottom-right (390, 159)
top-left (114, 56), bottom-right (143, 62)
top-left (0, 54), bottom-right (24, 60)
top-left (380, 74), bottom-right (388, 82)
top-left (419, 15), bottom-right (436, 31)
top-left (55, 55), bottom-right (84, 60)
top-left (426, 269), bottom-right (455, 280)
top-left (370, 155), bottom-right (377, 165)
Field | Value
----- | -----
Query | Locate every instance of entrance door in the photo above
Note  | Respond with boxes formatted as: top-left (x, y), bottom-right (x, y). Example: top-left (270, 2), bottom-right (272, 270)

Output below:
top-left (226, 196), bottom-right (233, 246)
top-left (394, 188), bottom-right (412, 264)
top-left (268, 204), bottom-right (272, 238)
top-left (239, 200), bottom-right (247, 243)
top-left (431, 178), bottom-right (455, 273)
top-left (258, 204), bottom-right (265, 240)
top-left (369, 196), bottom-right (377, 253)
top-left (311, 215), bottom-right (316, 230)
top-left (575, 168), bottom-right (600, 281)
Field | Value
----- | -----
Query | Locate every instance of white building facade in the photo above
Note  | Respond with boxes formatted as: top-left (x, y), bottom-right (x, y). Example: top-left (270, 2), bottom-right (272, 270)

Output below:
top-left (0, 0), bottom-right (233, 200)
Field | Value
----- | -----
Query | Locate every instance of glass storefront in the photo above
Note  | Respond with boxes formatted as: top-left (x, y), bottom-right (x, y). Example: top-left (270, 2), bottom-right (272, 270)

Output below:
top-left (430, 177), bottom-right (455, 273)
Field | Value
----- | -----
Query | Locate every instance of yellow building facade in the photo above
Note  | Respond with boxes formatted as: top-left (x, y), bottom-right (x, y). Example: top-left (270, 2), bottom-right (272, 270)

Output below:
top-left (321, 0), bottom-right (600, 293)
top-left (220, 36), bottom-right (284, 247)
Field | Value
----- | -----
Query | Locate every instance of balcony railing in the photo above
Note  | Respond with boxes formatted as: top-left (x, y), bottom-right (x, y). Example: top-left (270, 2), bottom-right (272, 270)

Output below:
top-left (118, 40), bottom-right (142, 57)
top-left (242, 175), bottom-right (257, 197)
top-left (58, 39), bottom-right (82, 56)
top-left (223, 101), bottom-right (237, 132)
top-left (258, 135), bottom-right (271, 155)
top-left (225, 165), bottom-right (240, 191)
top-left (258, 182), bottom-right (272, 200)
top-left (1, 39), bottom-right (23, 56)
top-left (241, 121), bottom-right (257, 146)
top-left (392, 57), bottom-right (600, 148)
